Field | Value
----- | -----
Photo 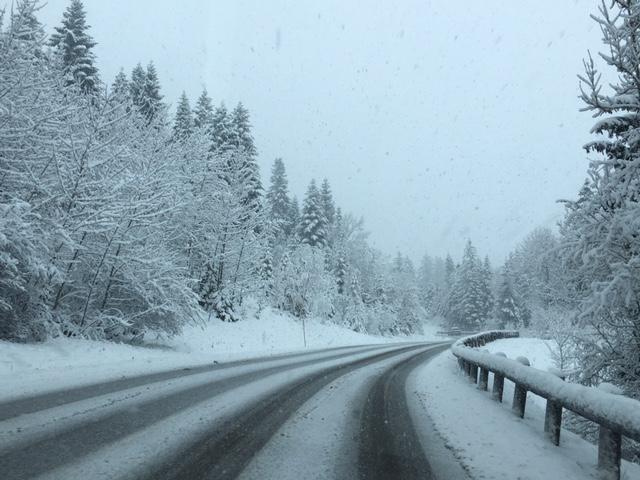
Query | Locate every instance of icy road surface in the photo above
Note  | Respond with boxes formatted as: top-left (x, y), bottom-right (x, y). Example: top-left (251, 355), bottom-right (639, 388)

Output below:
top-left (0, 342), bottom-right (467, 480)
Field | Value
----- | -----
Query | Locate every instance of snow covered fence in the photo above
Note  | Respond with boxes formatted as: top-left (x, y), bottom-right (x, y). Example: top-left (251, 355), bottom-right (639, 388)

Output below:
top-left (452, 331), bottom-right (640, 480)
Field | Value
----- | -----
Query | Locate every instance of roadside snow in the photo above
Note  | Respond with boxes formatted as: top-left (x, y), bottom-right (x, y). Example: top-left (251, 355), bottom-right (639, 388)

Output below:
top-left (414, 350), bottom-right (640, 480)
top-left (484, 337), bottom-right (556, 372)
top-left (0, 308), bottom-right (445, 402)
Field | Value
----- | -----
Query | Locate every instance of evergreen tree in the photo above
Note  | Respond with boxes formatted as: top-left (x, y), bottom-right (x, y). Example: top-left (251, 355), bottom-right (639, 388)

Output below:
top-left (445, 254), bottom-right (455, 289)
top-left (496, 273), bottom-right (520, 329)
top-left (211, 102), bottom-right (235, 153)
top-left (140, 61), bottom-right (163, 120)
top-left (130, 63), bottom-right (146, 107)
top-left (267, 158), bottom-right (293, 235)
top-left (446, 240), bottom-right (489, 330)
top-left (173, 92), bottom-right (193, 141)
top-left (289, 196), bottom-right (301, 235)
top-left (320, 178), bottom-right (336, 226)
top-left (299, 180), bottom-right (328, 248)
top-left (11, 0), bottom-right (44, 45)
top-left (49, 0), bottom-right (98, 93)
top-left (231, 102), bottom-right (257, 157)
top-left (194, 88), bottom-right (214, 130)
top-left (230, 104), bottom-right (261, 213)
top-left (111, 69), bottom-right (129, 103)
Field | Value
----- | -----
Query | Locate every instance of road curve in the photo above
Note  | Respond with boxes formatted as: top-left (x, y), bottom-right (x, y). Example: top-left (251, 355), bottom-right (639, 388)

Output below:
top-left (0, 342), bottom-right (453, 480)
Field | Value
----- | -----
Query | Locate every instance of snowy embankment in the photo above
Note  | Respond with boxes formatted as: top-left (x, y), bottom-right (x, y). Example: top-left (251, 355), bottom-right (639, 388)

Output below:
top-left (414, 337), bottom-right (640, 480)
top-left (0, 307), bottom-right (444, 402)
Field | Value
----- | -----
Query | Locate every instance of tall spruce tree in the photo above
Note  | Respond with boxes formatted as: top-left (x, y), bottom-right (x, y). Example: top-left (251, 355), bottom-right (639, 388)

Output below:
top-left (299, 180), bottom-right (328, 248)
top-left (111, 69), bottom-right (129, 103)
top-left (211, 103), bottom-right (235, 153)
top-left (320, 179), bottom-right (336, 226)
top-left (140, 62), bottom-right (163, 120)
top-left (194, 88), bottom-right (214, 130)
top-left (267, 158), bottom-right (293, 235)
top-left (231, 102), bottom-right (257, 157)
top-left (130, 63), bottom-right (146, 107)
top-left (49, 0), bottom-right (98, 93)
top-left (173, 92), bottom-right (193, 141)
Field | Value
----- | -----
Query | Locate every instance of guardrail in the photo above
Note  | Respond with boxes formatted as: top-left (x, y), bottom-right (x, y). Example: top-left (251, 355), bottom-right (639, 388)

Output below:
top-left (452, 331), bottom-right (640, 480)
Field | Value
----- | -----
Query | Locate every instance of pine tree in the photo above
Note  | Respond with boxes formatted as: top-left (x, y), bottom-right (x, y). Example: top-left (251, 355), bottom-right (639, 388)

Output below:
top-left (496, 273), bottom-right (520, 329)
top-left (194, 88), bottom-right (214, 130)
top-left (267, 158), bottom-right (293, 235)
top-left (211, 103), bottom-right (235, 152)
top-left (446, 240), bottom-right (489, 330)
top-left (49, 0), bottom-right (98, 93)
top-left (231, 102), bottom-right (257, 157)
top-left (289, 196), bottom-right (301, 235)
top-left (10, 0), bottom-right (44, 45)
top-left (140, 62), bottom-right (163, 120)
top-left (320, 178), bottom-right (336, 225)
top-left (130, 63), bottom-right (146, 107)
top-left (230, 104), bottom-right (261, 213)
top-left (299, 180), bottom-right (328, 248)
top-left (173, 92), bottom-right (193, 141)
top-left (111, 69), bottom-right (129, 103)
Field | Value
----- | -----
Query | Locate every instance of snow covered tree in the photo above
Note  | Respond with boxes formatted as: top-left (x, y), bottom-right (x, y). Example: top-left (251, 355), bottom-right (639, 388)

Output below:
top-left (49, 0), bottom-right (98, 93)
top-left (130, 63), bottom-right (145, 107)
top-left (194, 88), bottom-right (214, 130)
top-left (267, 158), bottom-right (294, 236)
top-left (446, 240), bottom-right (491, 330)
top-left (495, 271), bottom-right (528, 329)
top-left (140, 62), bottom-right (163, 120)
top-left (173, 92), bottom-right (193, 141)
top-left (111, 69), bottom-right (130, 103)
top-left (559, 0), bottom-right (640, 399)
top-left (299, 180), bottom-right (328, 248)
top-left (231, 102), bottom-right (257, 157)
top-left (320, 178), bottom-right (336, 226)
top-left (211, 102), bottom-right (236, 153)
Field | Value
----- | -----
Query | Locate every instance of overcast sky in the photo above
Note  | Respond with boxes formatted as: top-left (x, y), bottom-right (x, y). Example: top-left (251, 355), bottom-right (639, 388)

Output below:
top-left (33, 0), bottom-right (604, 264)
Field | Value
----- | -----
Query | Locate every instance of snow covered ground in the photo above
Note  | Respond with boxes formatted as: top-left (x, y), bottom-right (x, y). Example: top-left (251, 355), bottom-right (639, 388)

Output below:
top-left (0, 307), bottom-right (445, 402)
top-left (414, 338), bottom-right (640, 480)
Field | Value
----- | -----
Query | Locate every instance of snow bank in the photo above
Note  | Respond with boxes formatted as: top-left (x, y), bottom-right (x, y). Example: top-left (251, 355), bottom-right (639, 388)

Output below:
top-left (484, 337), bottom-right (557, 372)
top-left (0, 307), bottom-right (445, 402)
top-left (413, 350), bottom-right (640, 480)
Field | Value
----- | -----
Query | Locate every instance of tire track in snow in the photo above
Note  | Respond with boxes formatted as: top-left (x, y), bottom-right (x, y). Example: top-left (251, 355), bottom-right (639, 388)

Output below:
top-left (0, 343), bottom-right (383, 421)
top-left (139, 344), bottom-right (434, 480)
top-left (357, 345), bottom-right (450, 480)
top-left (0, 344), bottom-right (403, 480)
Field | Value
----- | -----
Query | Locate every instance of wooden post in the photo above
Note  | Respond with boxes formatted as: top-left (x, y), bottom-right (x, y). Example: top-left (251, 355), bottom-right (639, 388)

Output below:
top-left (478, 367), bottom-right (489, 391)
top-left (492, 352), bottom-right (506, 402)
top-left (512, 384), bottom-right (527, 418)
top-left (597, 426), bottom-right (621, 480)
top-left (544, 369), bottom-right (565, 446)
top-left (512, 356), bottom-right (530, 418)
top-left (470, 364), bottom-right (479, 383)
top-left (544, 399), bottom-right (562, 446)
top-left (457, 357), bottom-right (464, 370)
top-left (492, 374), bottom-right (504, 402)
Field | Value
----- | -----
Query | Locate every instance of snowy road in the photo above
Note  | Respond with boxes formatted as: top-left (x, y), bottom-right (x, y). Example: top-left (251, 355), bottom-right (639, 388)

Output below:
top-left (0, 342), bottom-right (460, 480)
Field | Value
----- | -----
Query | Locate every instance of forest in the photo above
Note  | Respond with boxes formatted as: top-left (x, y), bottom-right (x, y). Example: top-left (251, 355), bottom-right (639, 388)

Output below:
top-left (1, 0), bottom-right (639, 405)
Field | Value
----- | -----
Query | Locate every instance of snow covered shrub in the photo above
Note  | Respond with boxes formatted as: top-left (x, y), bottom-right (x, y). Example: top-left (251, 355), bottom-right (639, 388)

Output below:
top-left (0, 201), bottom-right (55, 341)
top-left (272, 245), bottom-right (335, 319)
